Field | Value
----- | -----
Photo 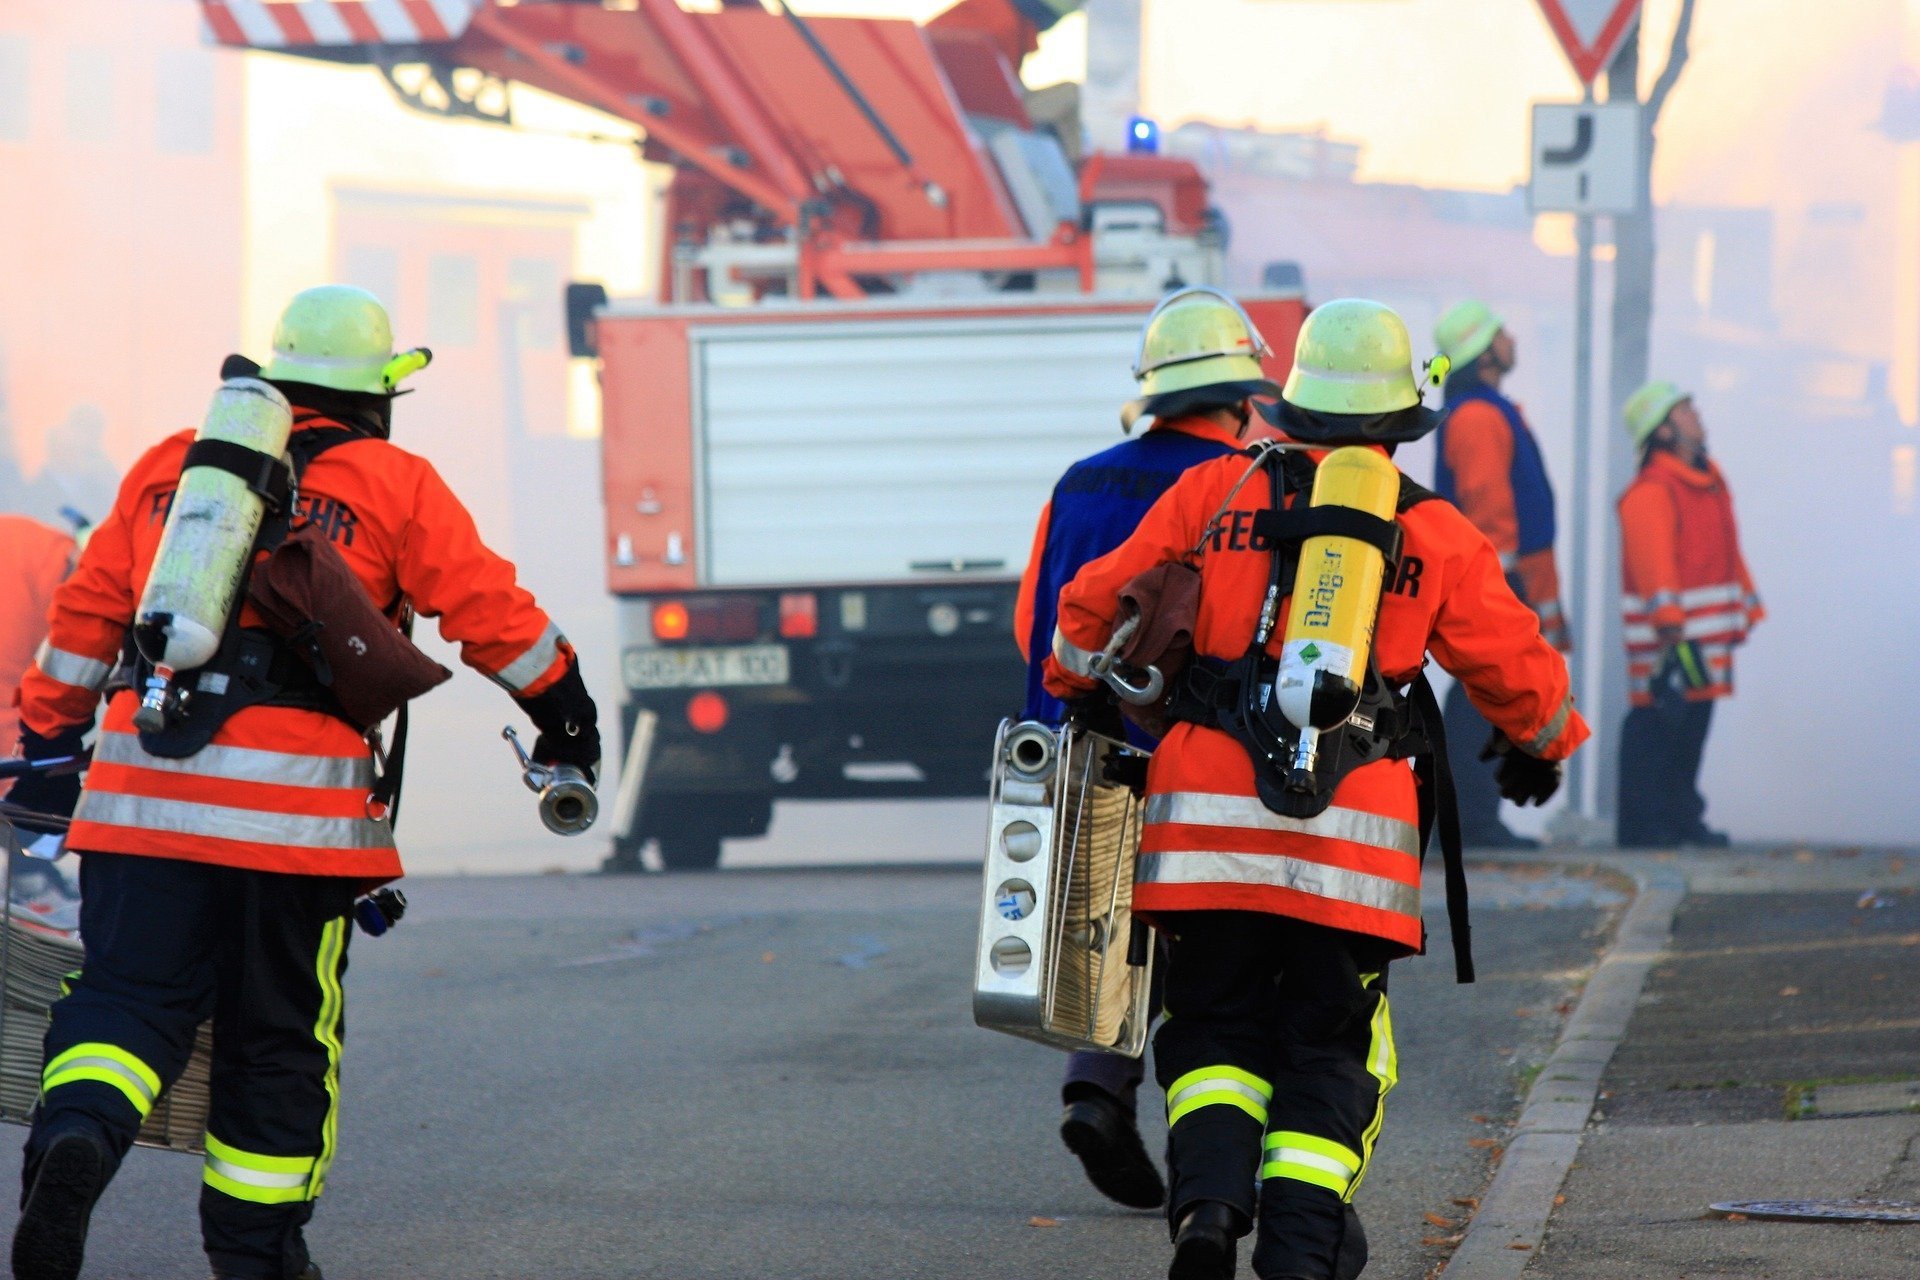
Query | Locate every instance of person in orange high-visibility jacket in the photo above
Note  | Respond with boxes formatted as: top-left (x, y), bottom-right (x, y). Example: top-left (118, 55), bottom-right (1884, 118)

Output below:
top-left (0, 515), bottom-right (78, 756)
top-left (1614, 381), bottom-right (1760, 850)
top-left (1430, 302), bottom-right (1572, 850)
top-left (7, 286), bottom-right (600, 1280)
top-left (0, 514), bottom-right (82, 913)
top-left (1045, 300), bottom-right (1586, 1280)
top-left (1017, 288), bottom-right (1283, 1215)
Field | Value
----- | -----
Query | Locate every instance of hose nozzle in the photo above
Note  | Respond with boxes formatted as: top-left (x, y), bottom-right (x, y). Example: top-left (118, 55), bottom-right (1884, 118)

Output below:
top-left (503, 726), bottom-right (600, 836)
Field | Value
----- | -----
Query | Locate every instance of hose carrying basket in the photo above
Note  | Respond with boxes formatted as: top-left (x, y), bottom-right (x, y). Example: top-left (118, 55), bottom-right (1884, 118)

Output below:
top-left (972, 720), bottom-right (1155, 1056)
top-left (0, 816), bottom-right (211, 1154)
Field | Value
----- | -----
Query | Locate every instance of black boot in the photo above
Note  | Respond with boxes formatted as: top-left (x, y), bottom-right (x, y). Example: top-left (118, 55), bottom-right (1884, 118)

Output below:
top-left (12, 1131), bottom-right (110, 1280)
top-left (1170, 1200), bottom-right (1246, 1280)
top-left (1060, 1092), bottom-right (1166, 1210)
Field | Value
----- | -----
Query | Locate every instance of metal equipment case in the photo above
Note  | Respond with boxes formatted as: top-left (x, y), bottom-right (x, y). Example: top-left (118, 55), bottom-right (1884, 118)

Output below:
top-left (973, 719), bottom-right (1155, 1057)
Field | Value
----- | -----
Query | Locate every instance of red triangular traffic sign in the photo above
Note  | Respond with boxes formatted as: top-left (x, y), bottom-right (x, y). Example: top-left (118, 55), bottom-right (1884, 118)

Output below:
top-left (1533, 0), bottom-right (1645, 85)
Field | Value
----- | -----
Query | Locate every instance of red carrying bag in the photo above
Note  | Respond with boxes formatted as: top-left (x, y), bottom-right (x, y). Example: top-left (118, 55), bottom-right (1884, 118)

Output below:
top-left (246, 524), bottom-right (451, 731)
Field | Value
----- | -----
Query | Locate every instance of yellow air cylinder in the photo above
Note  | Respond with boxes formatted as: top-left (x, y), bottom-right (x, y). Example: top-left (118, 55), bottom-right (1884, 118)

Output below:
top-left (132, 378), bottom-right (293, 732)
top-left (1275, 447), bottom-right (1400, 782)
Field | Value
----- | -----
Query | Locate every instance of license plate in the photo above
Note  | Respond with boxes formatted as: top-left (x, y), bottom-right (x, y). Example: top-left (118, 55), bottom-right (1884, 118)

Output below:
top-left (623, 644), bottom-right (790, 690)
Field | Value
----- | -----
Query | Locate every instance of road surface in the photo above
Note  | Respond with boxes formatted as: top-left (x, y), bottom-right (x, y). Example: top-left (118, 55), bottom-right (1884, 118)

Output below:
top-left (1, 858), bottom-right (1620, 1279)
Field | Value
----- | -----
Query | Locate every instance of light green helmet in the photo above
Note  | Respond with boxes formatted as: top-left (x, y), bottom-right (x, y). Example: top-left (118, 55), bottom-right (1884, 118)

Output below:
top-left (1266, 298), bottom-right (1442, 444)
top-left (1433, 298), bottom-right (1503, 368)
top-left (1624, 379), bottom-right (1689, 446)
top-left (1283, 299), bottom-right (1422, 416)
top-left (1120, 287), bottom-right (1283, 431)
top-left (262, 285), bottom-right (430, 395)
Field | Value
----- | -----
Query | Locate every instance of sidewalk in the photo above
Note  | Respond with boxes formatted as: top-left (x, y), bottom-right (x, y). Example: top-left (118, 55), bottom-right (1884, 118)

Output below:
top-left (1457, 846), bottom-right (1920, 1280)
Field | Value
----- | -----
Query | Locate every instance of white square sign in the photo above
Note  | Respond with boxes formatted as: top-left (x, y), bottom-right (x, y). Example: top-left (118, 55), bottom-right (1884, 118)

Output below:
top-left (1529, 101), bottom-right (1642, 215)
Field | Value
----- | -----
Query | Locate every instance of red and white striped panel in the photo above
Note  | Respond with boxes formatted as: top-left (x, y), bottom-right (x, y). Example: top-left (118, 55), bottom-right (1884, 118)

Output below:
top-left (200, 0), bottom-right (482, 48)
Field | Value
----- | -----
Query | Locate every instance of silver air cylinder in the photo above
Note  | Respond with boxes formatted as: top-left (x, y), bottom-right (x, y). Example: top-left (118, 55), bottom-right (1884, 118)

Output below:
top-left (132, 378), bottom-right (293, 731)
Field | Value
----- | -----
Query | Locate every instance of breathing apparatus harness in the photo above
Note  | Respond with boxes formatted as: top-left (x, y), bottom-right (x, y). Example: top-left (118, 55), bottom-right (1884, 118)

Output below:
top-left (1162, 442), bottom-right (1474, 980)
top-left (122, 395), bottom-right (416, 822)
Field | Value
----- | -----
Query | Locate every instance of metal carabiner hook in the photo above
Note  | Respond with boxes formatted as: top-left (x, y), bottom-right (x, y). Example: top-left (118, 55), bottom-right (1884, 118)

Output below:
top-left (1100, 661), bottom-right (1165, 706)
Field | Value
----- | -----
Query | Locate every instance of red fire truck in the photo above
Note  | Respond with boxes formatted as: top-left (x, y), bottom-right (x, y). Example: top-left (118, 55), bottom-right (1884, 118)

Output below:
top-left (201, 0), bottom-right (1304, 868)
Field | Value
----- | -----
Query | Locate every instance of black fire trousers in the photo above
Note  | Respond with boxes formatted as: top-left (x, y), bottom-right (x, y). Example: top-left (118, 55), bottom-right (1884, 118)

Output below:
top-left (25, 852), bottom-right (355, 1280)
top-left (1154, 911), bottom-right (1398, 1280)
top-left (1616, 698), bottom-right (1714, 847)
top-left (1441, 679), bottom-right (1509, 841)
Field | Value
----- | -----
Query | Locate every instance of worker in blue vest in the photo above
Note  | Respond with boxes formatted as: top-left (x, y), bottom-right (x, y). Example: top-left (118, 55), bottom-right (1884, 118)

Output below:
top-left (1430, 301), bottom-right (1572, 848)
top-left (1014, 287), bottom-right (1282, 1211)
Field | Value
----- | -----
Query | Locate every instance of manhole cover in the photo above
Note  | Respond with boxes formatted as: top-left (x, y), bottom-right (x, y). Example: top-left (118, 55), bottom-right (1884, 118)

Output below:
top-left (1711, 1200), bottom-right (1920, 1224)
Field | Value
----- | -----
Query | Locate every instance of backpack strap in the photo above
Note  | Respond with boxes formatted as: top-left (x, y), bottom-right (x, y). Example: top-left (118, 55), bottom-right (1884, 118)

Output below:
top-left (1407, 671), bottom-right (1473, 982)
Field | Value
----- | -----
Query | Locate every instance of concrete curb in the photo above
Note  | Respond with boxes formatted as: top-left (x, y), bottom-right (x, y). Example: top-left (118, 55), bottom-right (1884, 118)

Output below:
top-left (1442, 863), bottom-right (1687, 1278)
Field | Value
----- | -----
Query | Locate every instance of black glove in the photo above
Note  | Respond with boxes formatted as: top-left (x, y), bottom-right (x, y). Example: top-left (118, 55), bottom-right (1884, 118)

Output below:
top-left (514, 660), bottom-right (601, 782)
top-left (1479, 730), bottom-right (1562, 807)
top-left (6, 724), bottom-right (88, 830)
top-left (1065, 691), bottom-right (1126, 741)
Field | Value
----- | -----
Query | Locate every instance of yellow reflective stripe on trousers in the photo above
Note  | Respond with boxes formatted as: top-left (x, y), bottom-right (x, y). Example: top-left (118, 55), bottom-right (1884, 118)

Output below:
top-left (42, 1043), bottom-right (161, 1118)
top-left (32, 641), bottom-right (112, 692)
top-left (1347, 981), bottom-right (1399, 1202)
top-left (202, 1134), bottom-right (317, 1206)
top-left (1166, 1064), bottom-right (1272, 1127)
top-left (1261, 1130), bottom-right (1362, 1195)
top-left (312, 916), bottom-right (347, 1197)
top-left (493, 622), bottom-right (565, 693)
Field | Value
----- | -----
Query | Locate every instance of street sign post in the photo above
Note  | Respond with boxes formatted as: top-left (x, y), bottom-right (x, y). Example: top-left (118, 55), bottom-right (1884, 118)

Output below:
top-left (1529, 101), bottom-right (1642, 214)
top-left (1532, 0), bottom-right (1645, 84)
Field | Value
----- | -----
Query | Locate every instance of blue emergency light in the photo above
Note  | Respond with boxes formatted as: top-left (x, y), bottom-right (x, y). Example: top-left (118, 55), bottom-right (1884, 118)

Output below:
top-left (1126, 115), bottom-right (1160, 155)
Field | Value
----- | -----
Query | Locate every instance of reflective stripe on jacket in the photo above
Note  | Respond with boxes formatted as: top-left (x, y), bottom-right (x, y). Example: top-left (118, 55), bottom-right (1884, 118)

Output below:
top-left (1433, 386), bottom-right (1568, 649)
top-left (1014, 416), bottom-right (1245, 733)
top-left (21, 414), bottom-right (571, 879)
top-left (1617, 451), bottom-right (1761, 706)
top-left (0, 516), bottom-right (78, 750)
top-left (1045, 446), bottom-right (1588, 951)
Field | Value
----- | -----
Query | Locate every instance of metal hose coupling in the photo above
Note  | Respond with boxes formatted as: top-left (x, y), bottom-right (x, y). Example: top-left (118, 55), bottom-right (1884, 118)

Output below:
top-left (502, 726), bottom-right (600, 836)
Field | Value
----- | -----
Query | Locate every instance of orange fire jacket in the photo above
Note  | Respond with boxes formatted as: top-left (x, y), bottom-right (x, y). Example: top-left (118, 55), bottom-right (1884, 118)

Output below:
top-left (19, 413), bottom-right (572, 880)
top-left (1617, 450), bottom-right (1762, 706)
top-left (1441, 399), bottom-right (1569, 650)
top-left (1044, 446), bottom-right (1587, 952)
top-left (0, 515), bottom-right (77, 752)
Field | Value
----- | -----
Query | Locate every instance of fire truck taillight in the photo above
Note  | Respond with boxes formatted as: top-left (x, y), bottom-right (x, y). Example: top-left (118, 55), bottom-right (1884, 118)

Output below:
top-left (778, 592), bottom-right (818, 639)
top-left (687, 691), bottom-right (729, 734)
top-left (653, 601), bottom-right (691, 641)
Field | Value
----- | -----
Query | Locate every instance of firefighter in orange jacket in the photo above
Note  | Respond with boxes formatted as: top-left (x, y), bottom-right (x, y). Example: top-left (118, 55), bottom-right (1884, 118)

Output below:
top-left (1045, 300), bottom-right (1587, 1280)
top-left (1, 515), bottom-right (83, 916)
top-left (1615, 381), bottom-right (1760, 848)
top-left (0, 515), bottom-right (78, 755)
top-left (1017, 288), bottom-right (1282, 1212)
top-left (1431, 301), bottom-right (1571, 848)
top-left (6, 286), bottom-right (600, 1280)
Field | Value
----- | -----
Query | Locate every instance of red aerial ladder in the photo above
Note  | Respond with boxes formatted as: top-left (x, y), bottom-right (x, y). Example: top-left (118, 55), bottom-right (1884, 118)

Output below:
top-left (200, 0), bottom-right (1305, 870)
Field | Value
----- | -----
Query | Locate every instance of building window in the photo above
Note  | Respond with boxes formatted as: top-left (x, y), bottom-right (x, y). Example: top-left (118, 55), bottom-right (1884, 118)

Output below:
top-left (64, 47), bottom-right (115, 144)
top-left (155, 50), bottom-right (215, 155)
top-left (0, 38), bottom-right (29, 142)
top-left (508, 258), bottom-right (562, 350)
top-left (428, 254), bottom-right (480, 347)
top-left (341, 244), bottom-right (401, 315)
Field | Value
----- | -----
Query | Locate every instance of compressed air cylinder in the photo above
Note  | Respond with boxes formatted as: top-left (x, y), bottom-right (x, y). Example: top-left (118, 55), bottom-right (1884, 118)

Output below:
top-left (1275, 446), bottom-right (1401, 734)
top-left (132, 379), bottom-right (292, 723)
